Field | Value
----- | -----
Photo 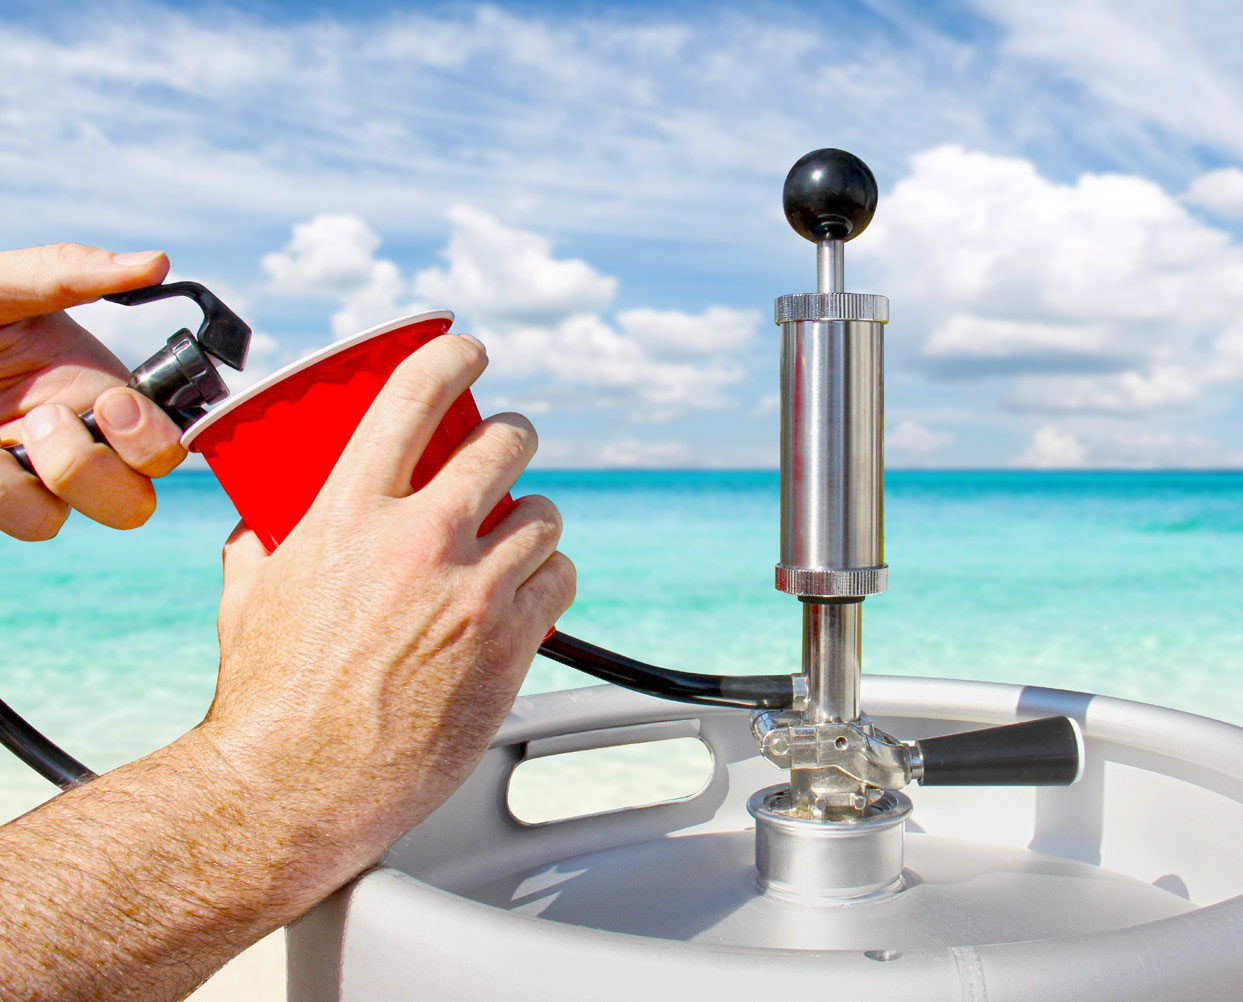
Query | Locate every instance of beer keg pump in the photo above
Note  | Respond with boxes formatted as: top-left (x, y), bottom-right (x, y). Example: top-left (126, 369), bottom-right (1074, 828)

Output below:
top-left (746, 149), bottom-right (1083, 898)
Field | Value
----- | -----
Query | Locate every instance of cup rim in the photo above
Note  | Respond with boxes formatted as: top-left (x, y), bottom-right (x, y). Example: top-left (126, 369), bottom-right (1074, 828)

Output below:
top-left (180, 309), bottom-right (455, 450)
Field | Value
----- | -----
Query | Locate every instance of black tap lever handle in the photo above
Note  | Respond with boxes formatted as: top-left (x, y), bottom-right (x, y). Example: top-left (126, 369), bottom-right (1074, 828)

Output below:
top-left (916, 716), bottom-right (1083, 787)
top-left (105, 282), bottom-right (250, 372)
top-left (4, 282), bottom-right (248, 477)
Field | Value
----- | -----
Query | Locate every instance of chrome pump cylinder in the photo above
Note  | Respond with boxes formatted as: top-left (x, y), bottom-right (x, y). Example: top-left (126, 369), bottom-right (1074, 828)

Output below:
top-left (775, 274), bottom-right (889, 728)
top-left (775, 293), bottom-right (888, 600)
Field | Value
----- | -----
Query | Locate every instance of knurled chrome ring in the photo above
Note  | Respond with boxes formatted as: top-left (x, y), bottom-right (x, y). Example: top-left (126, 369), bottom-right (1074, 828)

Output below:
top-left (774, 293), bottom-right (889, 325)
top-left (775, 564), bottom-right (889, 597)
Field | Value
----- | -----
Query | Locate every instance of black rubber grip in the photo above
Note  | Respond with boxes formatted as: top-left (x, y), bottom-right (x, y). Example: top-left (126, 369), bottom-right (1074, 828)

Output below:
top-left (916, 716), bottom-right (1082, 786)
top-left (6, 410), bottom-right (104, 475)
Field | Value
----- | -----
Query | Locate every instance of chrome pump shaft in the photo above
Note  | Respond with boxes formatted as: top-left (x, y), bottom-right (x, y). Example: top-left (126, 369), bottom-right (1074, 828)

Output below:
top-left (775, 149), bottom-right (889, 808)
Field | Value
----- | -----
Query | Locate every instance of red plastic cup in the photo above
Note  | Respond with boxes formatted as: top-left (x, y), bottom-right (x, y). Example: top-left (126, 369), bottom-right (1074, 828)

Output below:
top-left (182, 311), bottom-right (513, 554)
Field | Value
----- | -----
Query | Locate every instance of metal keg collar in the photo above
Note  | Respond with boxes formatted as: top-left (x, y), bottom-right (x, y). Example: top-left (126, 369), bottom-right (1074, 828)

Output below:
top-left (754, 149), bottom-right (1083, 827)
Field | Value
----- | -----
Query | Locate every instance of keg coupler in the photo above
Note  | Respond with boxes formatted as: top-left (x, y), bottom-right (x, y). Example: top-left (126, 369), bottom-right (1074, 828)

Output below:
top-left (747, 149), bottom-right (1085, 899)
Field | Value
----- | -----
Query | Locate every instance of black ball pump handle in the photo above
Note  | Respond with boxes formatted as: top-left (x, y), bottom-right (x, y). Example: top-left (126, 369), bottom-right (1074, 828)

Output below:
top-left (782, 148), bottom-right (879, 296)
top-left (915, 716), bottom-right (1084, 787)
top-left (4, 282), bottom-right (251, 476)
top-left (782, 148), bottom-right (879, 244)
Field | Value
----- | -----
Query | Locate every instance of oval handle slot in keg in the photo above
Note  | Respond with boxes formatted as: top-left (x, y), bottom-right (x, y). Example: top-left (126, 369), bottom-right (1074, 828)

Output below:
top-left (509, 722), bottom-right (714, 826)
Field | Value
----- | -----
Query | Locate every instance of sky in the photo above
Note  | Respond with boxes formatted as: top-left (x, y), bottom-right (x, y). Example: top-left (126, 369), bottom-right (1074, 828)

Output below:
top-left (3, 0), bottom-right (1243, 468)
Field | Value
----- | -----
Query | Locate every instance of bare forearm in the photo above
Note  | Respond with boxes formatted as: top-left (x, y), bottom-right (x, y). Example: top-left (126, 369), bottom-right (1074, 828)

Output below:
top-left (0, 727), bottom-right (341, 1002)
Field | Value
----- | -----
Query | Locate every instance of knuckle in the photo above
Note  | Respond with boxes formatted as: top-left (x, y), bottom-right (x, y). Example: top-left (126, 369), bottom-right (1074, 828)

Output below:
top-left (54, 241), bottom-right (88, 263)
top-left (133, 437), bottom-right (187, 477)
top-left (462, 576), bottom-right (504, 624)
top-left (38, 243), bottom-right (88, 298)
top-left (36, 442), bottom-right (98, 494)
top-left (149, 440), bottom-right (188, 476)
top-left (444, 334), bottom-right (487, 370)
top-left (524, 494), bottom-right (562, 528)
top-left (547, 551), bottom-right (577, 602)
top-left (18, 505), bottom-right (68, 542)
top-left (39, 242), bottom-right (79, 267)
top-left (522, 495), bottom-right (563, 543)
top-left (0, 489), bottom-right (68, 541)
top-left (0, 463), bottom-right (21, 507)
top-left (30, 506), bottom-right (69, 540)
top-left (0, 464), bottom-right (55, 541)
top-left (416, 497), bottom-right (469, 556)
top-left (482, 415), bottom-right (536, 466)
top-left (385, 367), bottom-right (442, 417)
top-left (114, 487), bottom-right (156, 529)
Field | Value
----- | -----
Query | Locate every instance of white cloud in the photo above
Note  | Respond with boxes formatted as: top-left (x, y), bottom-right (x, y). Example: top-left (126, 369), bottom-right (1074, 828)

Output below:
top-left (1014, 423), bottom-right (1243, 469)
top-left (616, 306), bottom-right (760, 358)
top-left (1005, 367), bottom-right (1202, 415)
top-left (887, 420), bottom-right (954, 464)
top-left (1185, 167), bottom-right (1243, 218)
top-left (923, 316), bottom-right (1118, 369)
top-left (16, 2), bottom-right (1243, 469)
top-left (418, 208), bottom-right (754, 416)
top-left (0, 0), bottom-right (1116, 259)
top-left (1014, 426), bottom-right (1088, 469)
top-left (325, 262), bottom-right (412, 341)
top-left (539, 313), bottom-right (745, 415)
top-left (477, 395), bottom-right (551, 416)
top-left (974, 0), bottom-right (1243, 156)
top-left (262, 207), bottom-right (752, 418)
top-left (596, 438), bottom-right (694, 468)
top-left (261, 214), bottom-right (419, 340)
top-left (413, 206), bottom-right (617, 324)
top-left (262, 215), bottom-right (386, 297)
top-left (1092, 429), bottom-right (1243, 469)
top-left (862, 145), bottom-right (1243, 419)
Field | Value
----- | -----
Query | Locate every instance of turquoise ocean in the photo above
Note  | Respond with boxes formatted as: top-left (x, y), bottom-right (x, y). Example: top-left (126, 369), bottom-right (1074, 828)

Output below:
top-left (4, 469), bottom-right (1243, 815)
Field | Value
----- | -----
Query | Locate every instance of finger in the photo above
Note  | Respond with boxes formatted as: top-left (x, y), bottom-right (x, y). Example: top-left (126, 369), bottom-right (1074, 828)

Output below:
top-left (0, 449), bottom-right (69, 541)
top-left (325, 335), bottom-right (488, 501)
top-left (0, 244), bottom-right (170, 325)
top-left (94, 387), bottom-right (187, 478)
top-left (222, 520), bottom-right (268, 582)
top-left (514, 551), bottom-right (577, 635)
top-left (481, 494), bottom-right (563, 586)
top-left (418, 413), bottom-right (537, 533)
top-left (20, 403), bottom-right (156, 530)
top-left (0, 312), bottom-right (131, 447)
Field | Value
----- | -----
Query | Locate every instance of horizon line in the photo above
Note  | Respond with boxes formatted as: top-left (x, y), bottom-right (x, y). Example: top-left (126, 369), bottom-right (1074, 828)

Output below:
top-left (167, 466), bottom-right (1243, 475)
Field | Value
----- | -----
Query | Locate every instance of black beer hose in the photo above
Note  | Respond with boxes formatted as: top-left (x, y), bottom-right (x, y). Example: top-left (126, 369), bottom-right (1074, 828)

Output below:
top-left (540, 631), bottom-right (796, 709)
top-left (0, 697), bottom-right (96, 790)
top-left (0, 633), bottom-right (796, 790)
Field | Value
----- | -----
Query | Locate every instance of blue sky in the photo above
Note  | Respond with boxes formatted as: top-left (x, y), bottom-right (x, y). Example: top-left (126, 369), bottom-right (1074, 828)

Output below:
top-left (3, 0), bottom-right (1243, 467)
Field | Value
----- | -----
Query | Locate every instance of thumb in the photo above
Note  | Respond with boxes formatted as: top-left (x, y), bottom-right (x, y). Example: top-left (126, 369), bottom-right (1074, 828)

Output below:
top-left (0, 244), bottom-right (170, 325)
